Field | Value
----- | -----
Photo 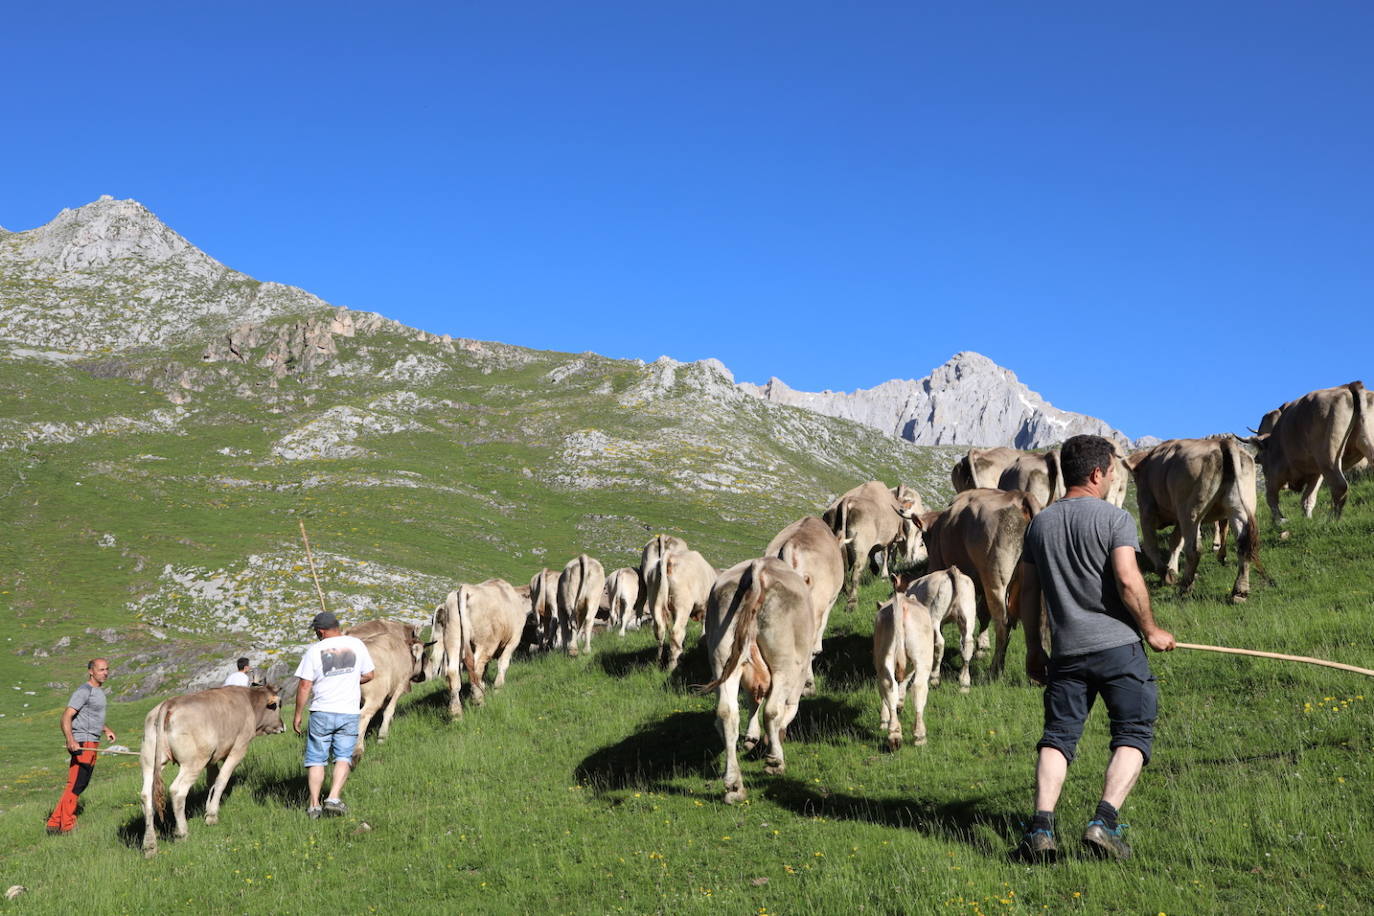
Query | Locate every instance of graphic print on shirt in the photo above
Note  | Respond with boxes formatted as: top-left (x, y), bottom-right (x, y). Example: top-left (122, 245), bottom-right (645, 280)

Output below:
top-left (320, 647), bottom-right (357, 677)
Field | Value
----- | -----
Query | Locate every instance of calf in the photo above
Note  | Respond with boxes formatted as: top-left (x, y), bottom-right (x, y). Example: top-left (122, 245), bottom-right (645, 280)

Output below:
top-left (139, 684), bottom-right (284, 856)
top-left (344, 618), bottom-right (427, 762)
top-left (908, 566), bottom-right (978, 692)
top-left (873, 574), bottom-right (936, 749)
top-left (700, 557), bottom-right (815, 804)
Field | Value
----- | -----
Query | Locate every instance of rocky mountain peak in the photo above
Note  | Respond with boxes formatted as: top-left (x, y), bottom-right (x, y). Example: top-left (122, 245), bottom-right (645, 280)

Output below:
top-left (739, 351), bottom-right (1130, 449)
top-left (0, 197), bottom-right (329, 353)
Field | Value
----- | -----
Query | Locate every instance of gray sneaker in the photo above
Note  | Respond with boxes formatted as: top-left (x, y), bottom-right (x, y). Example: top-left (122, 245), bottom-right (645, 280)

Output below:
top-left (1013, 828), bottom-right (1059, 864)
top-left (323, 799), bottom-right (348, 817)
top-left (306, 806), bottom-right (323, 820)
top-left (1083, 820), bottom-right (1132, 860)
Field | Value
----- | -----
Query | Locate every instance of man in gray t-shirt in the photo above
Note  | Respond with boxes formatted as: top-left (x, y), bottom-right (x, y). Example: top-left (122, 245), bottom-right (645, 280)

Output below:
top-left (47, 658), bottom-right (116, 835)
top-left (1014, 436), bottom-right (1175, 863)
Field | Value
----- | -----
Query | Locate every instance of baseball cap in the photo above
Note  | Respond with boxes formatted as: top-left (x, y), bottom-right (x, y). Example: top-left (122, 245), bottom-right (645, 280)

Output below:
top-left (310, 611), bottom-right (339, 630)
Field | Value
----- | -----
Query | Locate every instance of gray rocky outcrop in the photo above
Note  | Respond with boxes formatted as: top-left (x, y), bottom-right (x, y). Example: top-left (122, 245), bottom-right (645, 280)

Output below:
top-left (739, 351), bottom-right (1131, 449)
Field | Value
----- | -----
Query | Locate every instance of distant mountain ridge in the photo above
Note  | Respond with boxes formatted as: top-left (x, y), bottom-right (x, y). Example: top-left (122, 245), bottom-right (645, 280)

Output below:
top-left (739, 352), bottom-right (1133, 449)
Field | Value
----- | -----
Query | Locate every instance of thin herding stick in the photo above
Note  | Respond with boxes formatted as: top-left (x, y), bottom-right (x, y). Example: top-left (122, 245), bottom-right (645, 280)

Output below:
top-left (298, 520), bottom-right (330, 616)
top-left (1176, 642), bottom-right (1374, 678)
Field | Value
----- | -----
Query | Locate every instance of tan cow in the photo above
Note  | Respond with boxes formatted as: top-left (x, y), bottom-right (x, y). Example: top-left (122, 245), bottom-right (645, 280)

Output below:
top-left (951, 447), bottom-right (1022, 493)
top-left (344, 618), bottom-right (427, 762)
top-left (635, 533), bottom-right (688, 619)
top-left (604, 566), bottom-right (642, 635)
top-left (644, 546), bottom-right (716, 671)
top-left (956, 446), bottom-right (1129, 510)
top-left (529, 567), bottom-right (563, 651)
top-left (823, 481), bottom-right (926, 612)
top-left (908, 566), bottom-right (978, 692)
top-left (921, 488), bottom-right (1041, 679)
top-left (559, 554), bottom-right (607, 657)
top-left (1246, 381), bottom-right (1374, 524)
top-left (765, 516), bottom-right (844, 658)
top-left (700, 557), bottom-right (815, 804)
top-left (427, 579), bottom-right (526, 718)
top-left (1126, 435), bottom-right (1262, 602)
top-left (873, 573), bottom-right (936, 749)
top-left (139, 684), bottom-right (284, 856)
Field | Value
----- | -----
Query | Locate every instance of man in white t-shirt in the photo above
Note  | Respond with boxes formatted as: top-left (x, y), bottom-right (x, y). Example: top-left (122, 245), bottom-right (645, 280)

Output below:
top-left (223, 657), bottom-right (251, 687)
top-left (292, 611), bottom-right (374, 819)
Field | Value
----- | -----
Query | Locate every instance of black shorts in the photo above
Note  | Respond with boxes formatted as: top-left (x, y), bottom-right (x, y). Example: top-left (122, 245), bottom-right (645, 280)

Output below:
top-left (1037, 641), bottom-right (1158, 765)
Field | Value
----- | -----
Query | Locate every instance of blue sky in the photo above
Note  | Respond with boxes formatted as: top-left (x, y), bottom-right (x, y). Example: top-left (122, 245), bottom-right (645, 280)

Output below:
top-left (5, 2), bottom-right (1372, 440)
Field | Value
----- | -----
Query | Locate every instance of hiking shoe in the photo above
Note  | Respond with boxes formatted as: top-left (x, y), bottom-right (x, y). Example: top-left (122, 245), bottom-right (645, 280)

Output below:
top-left (1013, 828), bottom-right (1059, 863)
top-left (306, 806), bottom-right (323, 820)
top-left (45, 825), bottom-right (71, 836)
top-left (323, 799), bottom-right (348, 817)
top-left (1083, 820), bottom-right (1132, 860)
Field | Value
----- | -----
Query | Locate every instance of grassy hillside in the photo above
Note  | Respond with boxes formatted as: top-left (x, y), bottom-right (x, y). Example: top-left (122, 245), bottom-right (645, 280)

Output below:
top-left (0, 307), bottom-right (956, 778)
top-left (1, 468), bottom-right (1371, 913)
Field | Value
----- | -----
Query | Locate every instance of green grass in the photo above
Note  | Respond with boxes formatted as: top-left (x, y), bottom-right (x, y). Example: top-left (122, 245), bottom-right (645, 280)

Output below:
top-left (0, 480), bottom-right (1372, 914)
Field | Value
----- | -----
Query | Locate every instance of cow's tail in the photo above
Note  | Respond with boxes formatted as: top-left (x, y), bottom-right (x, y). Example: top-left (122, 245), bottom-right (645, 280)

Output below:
top-left (1219, 436), bottom-right (1266, 575)
top-left (455, 586), bottom-right (478, 686)
top-left (891, 594), bottom-right (907, 683)
top-left (577, 554), bottom-right (589, 616)
top-left (1047, 449), bottom-right (1063, 502)
top-left (697, 560), bottom-right (769, 694)
top-left (151, 701), bottom-right (174, 825)
top-left (780, 540), bottom-right (800, 571)
top-left (1348, 381), bottom-right (1374, 463)
top-left (427, 599), bottom-right (449, 679)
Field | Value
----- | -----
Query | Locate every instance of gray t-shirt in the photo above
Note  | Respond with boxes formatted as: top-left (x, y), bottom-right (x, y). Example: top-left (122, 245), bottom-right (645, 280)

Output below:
top-left (67, 683), bottom-right (107, 742)
top-left (1024, 497), bottom-right (1142, 658)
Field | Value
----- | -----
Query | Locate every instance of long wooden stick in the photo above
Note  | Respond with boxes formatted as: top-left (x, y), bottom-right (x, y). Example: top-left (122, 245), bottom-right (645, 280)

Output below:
top-left (1176, 642), bottom-right (1374, 678)
top-left (298, 520), bottom-right (329, 616)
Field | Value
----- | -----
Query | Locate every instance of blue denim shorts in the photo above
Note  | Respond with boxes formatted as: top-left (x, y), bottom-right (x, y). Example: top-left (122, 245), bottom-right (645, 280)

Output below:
top-left (304, 711), bottom-right (359, 767)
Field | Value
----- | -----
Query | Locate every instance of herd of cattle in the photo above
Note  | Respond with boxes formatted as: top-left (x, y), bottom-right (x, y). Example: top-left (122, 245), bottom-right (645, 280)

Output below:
top-left (136, 380), bottom-right (1374, 853)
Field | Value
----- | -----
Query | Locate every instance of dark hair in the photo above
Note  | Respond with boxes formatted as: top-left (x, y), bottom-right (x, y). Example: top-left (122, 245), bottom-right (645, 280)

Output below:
top-left (237, 657), bottom-right (250, 670)
top-left (87, 659), bottom-right (97, 671)
top-left (1060, 435), bottom-right (1116, 487)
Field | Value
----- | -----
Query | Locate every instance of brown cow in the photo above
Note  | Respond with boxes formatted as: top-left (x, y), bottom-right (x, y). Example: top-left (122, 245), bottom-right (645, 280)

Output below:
top-left (951, 447), bottom-right (1022, 494)
top-left (344, 619), bottom-right (426, 762)
top-left (559, 554), bottom-right (607, 657)
top-left (873, 572), bottom-right (936, 749)
top-left (823, 481), bottom-right (926, 612)
top-left (644, 545), bottom-right (716, 671)
top-left (1246, 381), bottom-right (1374, 524)
top-left (604, 566), bottom-right (642, 635)
top-left (427, 579), bottom-right (526, 718)
top-left (700, 557), bottom-right (815, 804)
top-left (139, 684), bottom-right (284, 856)
top-left (529, 567), bottom-right (563, 651)
top-left (765, 516), bottom-right (845, 659)
top-left (1125, 435), bottom-right (1262, 602)
top-left (921, 488), bottom-right (1041, 679)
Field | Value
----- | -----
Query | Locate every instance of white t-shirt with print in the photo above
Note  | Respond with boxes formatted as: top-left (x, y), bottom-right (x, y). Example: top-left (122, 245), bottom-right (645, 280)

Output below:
top-left (293, 635), bottom-right (375, 715)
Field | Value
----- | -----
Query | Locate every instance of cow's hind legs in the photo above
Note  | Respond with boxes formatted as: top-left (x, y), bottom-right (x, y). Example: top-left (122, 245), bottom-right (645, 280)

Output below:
top-left (715, 674), bottom-right (746, 804)
top-left (205, 743), bottom-right (249, 825)
top-left (493, 638), bottom-right (519, 689)
top-left (168, 764), bottom-right (202, 839)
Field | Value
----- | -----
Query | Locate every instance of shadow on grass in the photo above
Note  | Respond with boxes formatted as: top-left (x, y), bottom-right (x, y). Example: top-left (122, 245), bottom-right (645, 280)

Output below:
top-left (574, 710), bottom-right (719, 793)
top-left (595, 644), bottom-right (659, 677)
top-left (115, 761), bottom-right (259, 851)
top-left (763, 776), bottom-right (1020, 854)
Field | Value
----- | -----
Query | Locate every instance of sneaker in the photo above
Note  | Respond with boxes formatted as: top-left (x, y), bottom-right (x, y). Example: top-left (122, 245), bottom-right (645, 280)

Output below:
top-left (306, 806), bottom-right (323, 820)
top-left (45, 825), bottom-right (71, 836)
top-left (323, 799), bottom-right (348, 817)
top-left (1013, 828), bottom-right (1059, 863)
top-left (1083, 819), bottom-right (1132, 860)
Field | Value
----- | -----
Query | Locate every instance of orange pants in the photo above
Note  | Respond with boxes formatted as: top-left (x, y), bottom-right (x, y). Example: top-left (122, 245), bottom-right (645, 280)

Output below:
top-left (47, 742), bottom-right (98, 831)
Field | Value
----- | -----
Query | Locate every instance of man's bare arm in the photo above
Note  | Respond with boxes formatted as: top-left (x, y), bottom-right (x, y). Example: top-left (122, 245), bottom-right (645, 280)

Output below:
top-left (1112, 546), bottom-right (1176, 652)
top-left (293, 678), bottom-right (312, 735)
top-left (60, 707), bottom-right (79, 753)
